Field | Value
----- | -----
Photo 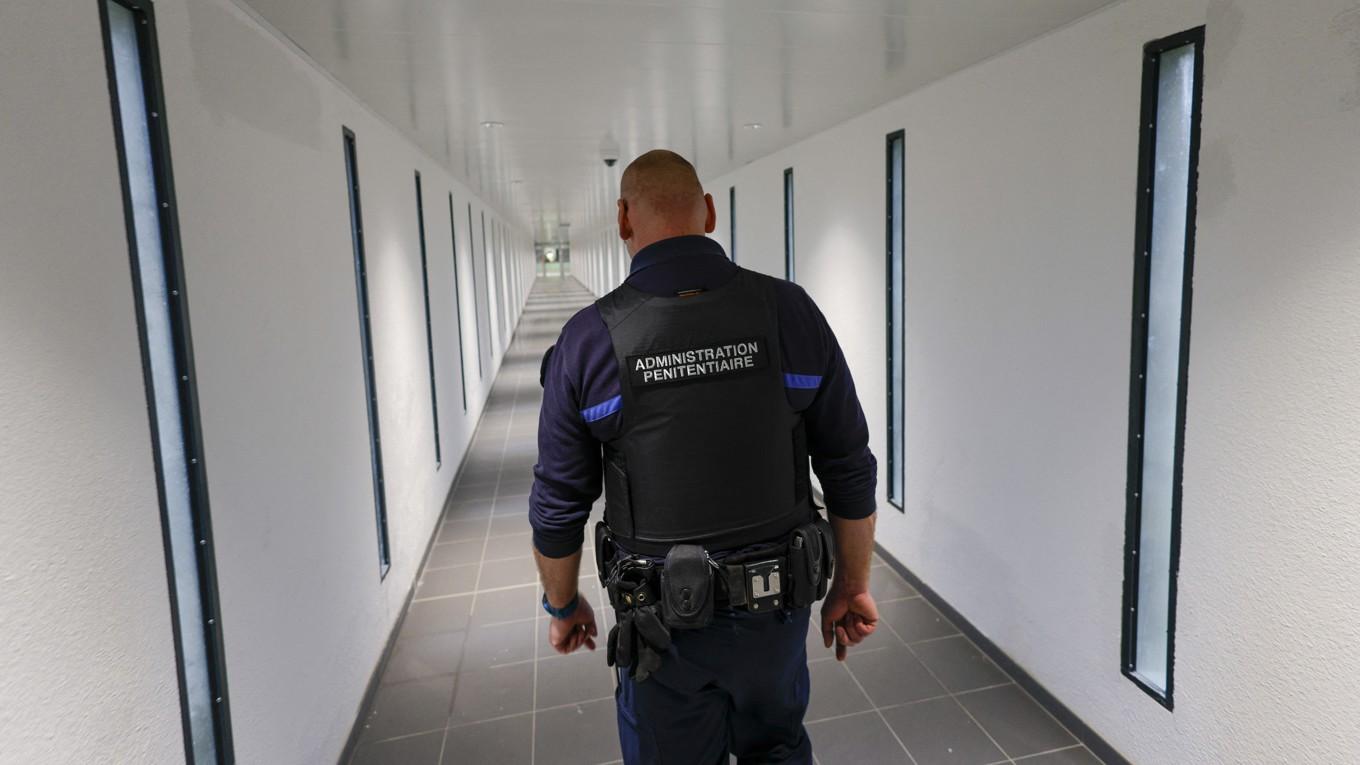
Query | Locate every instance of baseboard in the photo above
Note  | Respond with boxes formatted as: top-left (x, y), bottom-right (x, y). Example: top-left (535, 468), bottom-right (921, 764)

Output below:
top-left (873, 544), bottom-right (1131, 765)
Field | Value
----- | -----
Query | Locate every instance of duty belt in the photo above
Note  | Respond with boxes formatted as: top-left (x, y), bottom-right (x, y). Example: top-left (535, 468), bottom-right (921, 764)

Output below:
top-left (595, 519), bottom-right (834, 683)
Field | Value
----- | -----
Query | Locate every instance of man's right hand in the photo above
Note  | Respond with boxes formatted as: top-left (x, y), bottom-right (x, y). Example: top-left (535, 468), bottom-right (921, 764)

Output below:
top-left (820, 585), bottom-right (879, 661)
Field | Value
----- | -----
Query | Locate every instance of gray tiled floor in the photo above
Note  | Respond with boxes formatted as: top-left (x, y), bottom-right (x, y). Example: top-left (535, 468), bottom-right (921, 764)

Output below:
top-left (347, 276), bottom-right (1103, 765)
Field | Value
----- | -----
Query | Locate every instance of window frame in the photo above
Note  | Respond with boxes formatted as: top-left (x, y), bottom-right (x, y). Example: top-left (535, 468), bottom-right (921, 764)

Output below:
top-left (448, 193), bottom-right (468, 412)
top-left (885, 129), bottom-right (906, 511)
top-left (1120, 25), bottom-right (1206, 711)
top-left (728, 185), bottom-right (737, 262)
top-left (784, 167), bottom-right (795, 282)
top-left (467, 203), bottom-right (484, 378)
top-left (341, 127), bottom-right (392, 579)
top-left (413, 172), bottom-right (442, 467)
top-left (98, 0), bottom-right (235, 759)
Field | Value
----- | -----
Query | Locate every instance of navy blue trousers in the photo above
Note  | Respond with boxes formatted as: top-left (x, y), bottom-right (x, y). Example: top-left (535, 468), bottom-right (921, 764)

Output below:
top-left (615, 606), bottom-right (813, 765)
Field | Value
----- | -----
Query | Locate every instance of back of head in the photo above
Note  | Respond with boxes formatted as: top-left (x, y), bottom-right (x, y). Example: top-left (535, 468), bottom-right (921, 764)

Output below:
top-left (619, 150), bottom-right (709, 241)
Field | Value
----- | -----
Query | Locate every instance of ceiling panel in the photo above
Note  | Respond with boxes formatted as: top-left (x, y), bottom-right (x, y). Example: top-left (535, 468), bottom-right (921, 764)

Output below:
top-left (234, 0), bottom-right (1118, 242)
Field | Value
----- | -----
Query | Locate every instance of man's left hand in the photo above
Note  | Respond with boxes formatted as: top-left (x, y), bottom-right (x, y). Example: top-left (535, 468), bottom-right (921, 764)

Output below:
top-left (548, 596), bottom-right (598, 654)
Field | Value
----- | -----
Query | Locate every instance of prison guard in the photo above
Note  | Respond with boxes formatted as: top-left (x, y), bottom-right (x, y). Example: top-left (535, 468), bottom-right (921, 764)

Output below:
top-left (596, 269), bottom-right (814, 555)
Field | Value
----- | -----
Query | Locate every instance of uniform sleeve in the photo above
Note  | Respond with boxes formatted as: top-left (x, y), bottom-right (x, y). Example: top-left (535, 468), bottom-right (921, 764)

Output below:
top-left (529, 309), bottom-right (611, 558)
top-left (797, 297), bottom-right (879, 520)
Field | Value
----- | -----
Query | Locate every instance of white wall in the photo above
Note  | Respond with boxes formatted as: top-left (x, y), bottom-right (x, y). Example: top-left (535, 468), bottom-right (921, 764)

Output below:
top-left (589, 1), bottom-right (1360, 761)
top-left (0, 0), bottom-right (533, 762)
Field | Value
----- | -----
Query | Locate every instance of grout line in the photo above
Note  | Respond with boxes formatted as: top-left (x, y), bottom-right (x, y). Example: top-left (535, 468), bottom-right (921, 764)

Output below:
top-left (411, 580), bottom-right (536, 603)
top-left (1011, 744), bottom-right (1090, 762)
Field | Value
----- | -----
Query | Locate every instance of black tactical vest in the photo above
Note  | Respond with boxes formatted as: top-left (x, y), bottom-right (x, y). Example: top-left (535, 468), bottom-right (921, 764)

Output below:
top-left (596, 268), bottom-right (814, 556)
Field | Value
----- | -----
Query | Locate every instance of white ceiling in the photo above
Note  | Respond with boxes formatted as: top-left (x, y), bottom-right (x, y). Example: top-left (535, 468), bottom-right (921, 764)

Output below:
top-left (236, 0), bottom-right (1118, 242)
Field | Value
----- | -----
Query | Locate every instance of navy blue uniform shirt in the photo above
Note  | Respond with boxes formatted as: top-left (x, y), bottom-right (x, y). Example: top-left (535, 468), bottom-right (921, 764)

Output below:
top-left (530, 234), bottom-right (877, 558)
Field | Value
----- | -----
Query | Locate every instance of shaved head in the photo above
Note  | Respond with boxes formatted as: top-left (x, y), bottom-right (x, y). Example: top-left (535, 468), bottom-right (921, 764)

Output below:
top-left (617, 149), bottom-right (715, 255)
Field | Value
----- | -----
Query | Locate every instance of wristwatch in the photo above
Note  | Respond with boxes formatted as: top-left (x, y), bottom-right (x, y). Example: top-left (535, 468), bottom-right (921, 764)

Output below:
top-left (541, 592), bottom-right (580, 620)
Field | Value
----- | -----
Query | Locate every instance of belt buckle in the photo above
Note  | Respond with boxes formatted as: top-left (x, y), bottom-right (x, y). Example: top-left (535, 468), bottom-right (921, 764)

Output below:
top-left (743, 558), bottom-right (782, 612)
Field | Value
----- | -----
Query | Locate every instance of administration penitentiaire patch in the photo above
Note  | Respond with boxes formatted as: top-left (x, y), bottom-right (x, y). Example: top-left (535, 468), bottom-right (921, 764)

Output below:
top-left (627, 337), bottom-right (768, 387)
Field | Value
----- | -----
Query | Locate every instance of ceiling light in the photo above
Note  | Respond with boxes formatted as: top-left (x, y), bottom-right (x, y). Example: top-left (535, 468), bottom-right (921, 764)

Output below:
top-left (742, 122), bottom-right (763, 130)
top-left (480, 120), bottom-right (504, 128)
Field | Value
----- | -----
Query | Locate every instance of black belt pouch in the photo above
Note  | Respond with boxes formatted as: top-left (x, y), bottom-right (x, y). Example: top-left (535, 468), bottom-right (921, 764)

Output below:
top-left (661, 545), bottom-right (714, 629)
top-left (788, 520), bottom-right (833, 608)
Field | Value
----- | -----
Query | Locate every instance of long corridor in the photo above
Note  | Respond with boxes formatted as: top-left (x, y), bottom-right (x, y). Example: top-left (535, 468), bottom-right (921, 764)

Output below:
top-left (348, 276), bottom-right (1104, 765)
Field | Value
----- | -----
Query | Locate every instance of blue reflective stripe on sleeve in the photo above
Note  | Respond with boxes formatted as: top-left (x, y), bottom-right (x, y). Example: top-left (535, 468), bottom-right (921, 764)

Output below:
top-left (580, 394), bottom-right (622, 423)
top-left (783, 373), bottom-right (823, 390)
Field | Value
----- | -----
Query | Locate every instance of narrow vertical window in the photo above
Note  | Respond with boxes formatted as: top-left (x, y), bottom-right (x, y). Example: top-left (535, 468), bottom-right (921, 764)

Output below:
top-left (886, 130), bottom-right (906, 510)
top-left (1122, 26), bottom-right (1204, 708)
top-left (728, 186), bottom-right (738, 262)
top-left (784, 168), bottom-right (795, 282)
top-left (467, 203), bottom-right (484, 379)
top-left (341, 128), bottom-right (391, 577)
top-left (447, 194), bottom-right (468, 412)
top-left (480, 211), bottom-right (497, 353)
top-left (100, 1), bottom-right (233, 760)
top-left (413, 172), bottom-right (441, 466)
top-left (495, 221), bottom-right (509, 346)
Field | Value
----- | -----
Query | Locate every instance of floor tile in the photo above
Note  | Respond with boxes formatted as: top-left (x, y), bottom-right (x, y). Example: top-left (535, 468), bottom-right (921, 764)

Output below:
top-left (879, 598), bottom-right (960, 643)
top-left (482, 532), bottom-right (533, 562)
top-left (806, 658), bottom-right (873, 722)
top-left (427, 541), bottom-right (482, 569)
top-left (469, 584), bottom-right (537, 626)
top-left (956, 685), bottom-right (1076, 758)
top-left (881, 698), bottom-right (1006, 765)
top-left (462, 619), bottom-right (536, 668)
top-left (451, 482), bottom-right (498, 502)
top-left (449, 663), bottom-right (534, 725)
top-left (498, 476), bottom-right (535, 495)
top-left (383, 632), bottom-right (464, 685)
top-left (489, 514), bottom-right (532, 537)
top-left (402, 595), bottom-right (473, 638)
top-left (478, 556), bottom-right (539, 589)
top-left (845, 643), bottom-right (946, 707)
top-left (911, 636), bottom-right (1009, 693)
top-left (806, 619), bottom-right (834, 659)
top-left (871, 570), bottom-right (921, 602)
top-left (493, 493), bottom-right (532, 515)
top-left (351, 730), bottom-right (445, 765)
top-left (807, 711), bottom-right (910, 764)
top-left (438, 518), bottom-right (488, 544)
top-left (359, 675), bottom-right (456, 742)
top-left (534, 697), bottom-right (622, 765)
top-left (441, 714), bottom-right (533, 764)
top-left (536, 651), bottom-right (616, 710)
top-left (443, 500), bottom-right (495, 521)
top-left (416, 565), bottom-right (479, 599)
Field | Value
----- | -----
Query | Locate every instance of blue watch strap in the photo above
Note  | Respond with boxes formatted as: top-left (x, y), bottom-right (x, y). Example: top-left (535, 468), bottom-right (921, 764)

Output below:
top-left (542, 592), bottom-right (580, 619)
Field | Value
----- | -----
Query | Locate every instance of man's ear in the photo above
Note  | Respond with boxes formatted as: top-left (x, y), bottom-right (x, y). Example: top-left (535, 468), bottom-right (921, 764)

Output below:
top-left (617, 199), bottom-right (633, 242)
top-left (703, 193), bottom-right (716, 234)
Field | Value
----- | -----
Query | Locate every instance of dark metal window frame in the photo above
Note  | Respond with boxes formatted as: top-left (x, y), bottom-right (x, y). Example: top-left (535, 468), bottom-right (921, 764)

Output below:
top-left (413, 172), bottom-right (442, 467)
top-left (467, 203), bottom-right (484, 378)
top-left (97, 0), bottom-right (234, 760)
top-left (784, 167), bottom-right (795, 282)
top-left (342, 127), bottom-right (391, 579)
top-left (728, 185), bottom-right (737, 262)
top-left (447, 193), bottom-right (468, 412)
top-left (481, 211), bottom-right (493, 353)
top-left (885, 129), bottom-right (906, 511)
top-left (1120, 25), bottom-right (1205, 711)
